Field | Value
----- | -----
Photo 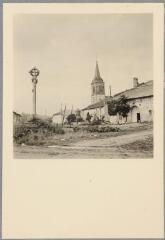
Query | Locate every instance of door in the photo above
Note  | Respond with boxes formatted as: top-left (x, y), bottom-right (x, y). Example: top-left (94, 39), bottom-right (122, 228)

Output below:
top-left (137, 113), bottom-right (141, 122)
top-left (149, 110), bottom-right (152, 121)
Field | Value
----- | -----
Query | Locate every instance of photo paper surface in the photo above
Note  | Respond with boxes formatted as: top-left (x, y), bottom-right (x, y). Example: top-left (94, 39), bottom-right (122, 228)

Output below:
top-left (2, 3), bottom-right (164, 239)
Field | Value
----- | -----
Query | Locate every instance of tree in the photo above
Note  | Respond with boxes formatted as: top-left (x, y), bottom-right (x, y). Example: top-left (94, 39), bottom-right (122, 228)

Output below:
top-left (75, 109), bottom-right (83, 123)
top-left (116, 95), bottom-right (130, 118)
top-left (67, 113), bottom-right (76, 126)
top-left (107, 95), bottom-right (130, 119)
top-left (107, 99), bottom-right (118, 116)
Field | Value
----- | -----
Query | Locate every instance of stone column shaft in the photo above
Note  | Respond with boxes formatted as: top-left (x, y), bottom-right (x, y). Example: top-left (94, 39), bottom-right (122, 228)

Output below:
top-left (33, 83), bottom-right (36, 116)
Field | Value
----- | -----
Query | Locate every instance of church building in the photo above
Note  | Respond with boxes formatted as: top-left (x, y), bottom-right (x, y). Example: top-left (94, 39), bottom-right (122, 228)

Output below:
top-left (82, 61), bottom-right (110, 120)
top-left (81, 61), bottom-right (153, 124)
top-left (91, 61), bottom-right (105, 104)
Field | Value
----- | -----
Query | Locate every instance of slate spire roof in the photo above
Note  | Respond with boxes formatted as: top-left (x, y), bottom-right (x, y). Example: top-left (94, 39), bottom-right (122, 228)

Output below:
top-left (92, 61), bottom-right (104, 83)
top-left (95, 61), bottom-right (101, 78)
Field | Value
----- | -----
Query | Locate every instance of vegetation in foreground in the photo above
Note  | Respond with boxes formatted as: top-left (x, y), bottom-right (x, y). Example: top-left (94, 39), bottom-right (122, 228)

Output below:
top-left (120, 135), bottom-right (153, 152)
top-left (14, 118), bottom-right (65, 145)
top-left (14, 122), bottom-right (153, 159)
top-left (13, 118), bottom-right (121, 146)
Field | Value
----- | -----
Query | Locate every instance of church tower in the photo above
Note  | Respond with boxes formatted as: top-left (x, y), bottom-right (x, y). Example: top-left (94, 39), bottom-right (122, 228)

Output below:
top-left (91, 61), bottom-right (105, 104)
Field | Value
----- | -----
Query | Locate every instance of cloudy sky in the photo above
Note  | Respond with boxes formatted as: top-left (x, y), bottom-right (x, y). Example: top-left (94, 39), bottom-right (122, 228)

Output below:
top-left (13, 14), bottom-right (153, 115)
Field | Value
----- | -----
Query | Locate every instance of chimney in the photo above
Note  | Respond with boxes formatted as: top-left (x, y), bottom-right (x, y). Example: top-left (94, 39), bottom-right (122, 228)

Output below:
top-left (133, 77), bottom-right (139, 88)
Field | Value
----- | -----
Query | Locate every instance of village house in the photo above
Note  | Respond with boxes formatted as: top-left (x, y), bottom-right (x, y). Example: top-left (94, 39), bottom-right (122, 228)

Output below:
top-left (52, 109), bottom-right (76, 124)
top-left (52, 112), bottom-right (64, 124)
top-left (111, 79), bottom-right (153, 123)
top-left (13, 111), bottom-right (22, 125)
top-left (81, 62), bottom-right (153, 124)
top-left (52, 108), bottom-right (82, 125)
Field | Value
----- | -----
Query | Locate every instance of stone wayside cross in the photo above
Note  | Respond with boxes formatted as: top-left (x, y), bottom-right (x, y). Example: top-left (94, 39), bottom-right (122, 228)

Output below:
top-left (29, 67), bottom-right (40, 118)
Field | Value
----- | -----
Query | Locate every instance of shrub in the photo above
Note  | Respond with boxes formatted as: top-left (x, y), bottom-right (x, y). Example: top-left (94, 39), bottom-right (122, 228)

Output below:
top-left (67, 114), bottom-right (76, 125)
top-left (52, 125), bottom-right (65, 134)
top-left (76, 116), bottom-right (84, 123)
top-left (73, 126), bottom-right (80, 132)
top-left (85, 125), bottom-right (120, 133)
top-left (90, 119), bottom-right (102, 125)
top-left (13, 120), bottom-right (65, 145)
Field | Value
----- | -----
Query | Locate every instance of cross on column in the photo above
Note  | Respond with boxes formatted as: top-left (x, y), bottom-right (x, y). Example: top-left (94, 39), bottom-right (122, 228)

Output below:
top-left (29, 67), bottom-right (40, 118)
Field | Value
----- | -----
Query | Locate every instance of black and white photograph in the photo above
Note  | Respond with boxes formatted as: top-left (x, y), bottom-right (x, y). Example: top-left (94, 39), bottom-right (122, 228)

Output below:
top-left (3, 3), bottom-right (164, 239)
top-left (13, 13), bottom-right (153, 159)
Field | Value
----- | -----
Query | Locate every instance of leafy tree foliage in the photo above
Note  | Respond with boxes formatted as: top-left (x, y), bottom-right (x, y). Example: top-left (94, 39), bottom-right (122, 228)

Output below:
top-left (107, 95), bottom-right (130, 118)
top-left (67, 114), bottom-right (76, 125)
top-left (107, 99), bottom-right (118, 116)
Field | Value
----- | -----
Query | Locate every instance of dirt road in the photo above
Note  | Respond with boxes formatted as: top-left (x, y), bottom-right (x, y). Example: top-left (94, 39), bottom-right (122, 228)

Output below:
top-left (14, 126), bottom-right (153, 159)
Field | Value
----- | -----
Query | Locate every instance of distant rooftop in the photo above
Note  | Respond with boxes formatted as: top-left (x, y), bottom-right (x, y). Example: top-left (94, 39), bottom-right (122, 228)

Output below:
top-left (13, 111), bottom-right (22, 117)
top-left (52, 109), bottom-right (75, 117)
top-left (82, 100), bottom-right (105, 111)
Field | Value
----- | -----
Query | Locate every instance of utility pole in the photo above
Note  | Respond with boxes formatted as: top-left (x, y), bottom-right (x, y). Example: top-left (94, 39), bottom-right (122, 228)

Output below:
top-left (109, 85), bottom-right (112, 97)
top-left (29, 67), bottom-right (40, 119)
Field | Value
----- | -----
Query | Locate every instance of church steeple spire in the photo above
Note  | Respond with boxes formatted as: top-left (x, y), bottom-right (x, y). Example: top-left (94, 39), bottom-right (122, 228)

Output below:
top-left (92, 61), bottom-right (103, 83)
top-left (94, 61), bottom-right (101, 79)
top-left (91, 60), bottom-right (105, 104)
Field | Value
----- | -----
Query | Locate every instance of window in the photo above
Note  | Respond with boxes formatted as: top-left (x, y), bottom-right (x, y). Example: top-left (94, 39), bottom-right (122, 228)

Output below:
top-left (149, 110), bottom-right (152, 116)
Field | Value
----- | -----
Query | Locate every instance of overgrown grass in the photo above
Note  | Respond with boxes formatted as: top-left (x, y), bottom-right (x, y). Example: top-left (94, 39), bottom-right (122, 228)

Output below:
top-left (120, 136), bottom-right (153, 151)
top-left (14, 119), bottom-right (65, 145)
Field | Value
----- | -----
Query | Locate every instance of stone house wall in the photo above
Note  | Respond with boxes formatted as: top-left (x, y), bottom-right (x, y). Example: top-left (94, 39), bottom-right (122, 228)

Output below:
top-left (104, 96), bottom-right (153, 124)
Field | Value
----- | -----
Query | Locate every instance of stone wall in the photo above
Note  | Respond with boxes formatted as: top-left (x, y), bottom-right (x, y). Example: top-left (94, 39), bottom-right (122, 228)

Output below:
top-left (81, 96), bottom-right (153, 124)
top-left (82, 107), bottom-right (104, 120)
top-left (104, 96), bottom-right (153, 124)
top-left (128, 96), bottom-right (153, 123)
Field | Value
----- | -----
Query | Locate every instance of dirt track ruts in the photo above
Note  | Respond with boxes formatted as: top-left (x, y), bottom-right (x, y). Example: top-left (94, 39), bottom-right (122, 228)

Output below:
top-left (14, 127), bottom-right (153, 159)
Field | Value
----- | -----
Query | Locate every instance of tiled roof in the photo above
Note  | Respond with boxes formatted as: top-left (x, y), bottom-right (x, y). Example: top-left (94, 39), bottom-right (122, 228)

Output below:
top-left (52, 112), bottom-right (61, 116)
top-left (82, 100), bottom-right (105, 110)
top-left (113, 80), bottom-right (153, 100)
top-left (52, 110), bottom-right (75, 117)
top-left (13, 111), bottom-right (22, 117)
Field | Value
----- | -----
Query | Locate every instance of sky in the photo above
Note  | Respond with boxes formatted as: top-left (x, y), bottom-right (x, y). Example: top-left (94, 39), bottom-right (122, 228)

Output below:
top-left (13, 14), bottom-right (153, 115)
